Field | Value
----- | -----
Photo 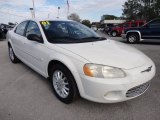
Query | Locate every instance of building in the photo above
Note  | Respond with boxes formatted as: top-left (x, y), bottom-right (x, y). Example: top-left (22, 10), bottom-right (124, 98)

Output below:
top-left (101, 14), bottom-right (126, 27)
top-left (101, 20), bottom-right (126, 27)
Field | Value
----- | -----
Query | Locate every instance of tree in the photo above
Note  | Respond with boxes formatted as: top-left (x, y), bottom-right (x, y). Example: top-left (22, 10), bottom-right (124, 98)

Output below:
top-left (68, 13), bottom-right (81, 22)
top-left (81, 20), bottom-right (91, 27)
top-left (102, 15), bottom-right (118, 20)
top-left (122, 0), bottom-right (142, 20)
top-left (122, 0), bottom-right (160, 21)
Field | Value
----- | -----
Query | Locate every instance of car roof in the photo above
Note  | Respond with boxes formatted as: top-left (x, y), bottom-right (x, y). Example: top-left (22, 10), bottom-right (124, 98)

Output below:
top-left (21, 18), bottom-right (73, 23)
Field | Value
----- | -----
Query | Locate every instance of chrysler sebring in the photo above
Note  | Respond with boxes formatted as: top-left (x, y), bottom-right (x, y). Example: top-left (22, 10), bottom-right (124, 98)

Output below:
top-left (7, 19), bottom-right (156, 104)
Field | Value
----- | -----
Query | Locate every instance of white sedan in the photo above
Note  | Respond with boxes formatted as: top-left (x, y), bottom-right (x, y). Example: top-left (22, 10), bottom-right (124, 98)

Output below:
top-left (7, 19), bottom-right (156, 104)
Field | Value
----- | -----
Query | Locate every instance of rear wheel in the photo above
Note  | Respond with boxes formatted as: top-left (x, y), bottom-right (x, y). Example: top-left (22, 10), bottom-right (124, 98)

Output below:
top-left (49, 64), bottom-right (79, 104)
top-left (127, 33), bottom-right (140, 44)
top-left (8, 45), bottom-right (20, 63)
top-left (2, 33), bottom-right (6, 39)
top-left (111, 31), bottom-right (118, 37)
top-left (0, 32), bottom-right (6, 39)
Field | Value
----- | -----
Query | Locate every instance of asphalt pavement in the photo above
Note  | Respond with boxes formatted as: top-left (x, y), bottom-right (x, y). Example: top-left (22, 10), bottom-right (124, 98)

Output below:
top-left (0, 32), bottom-right (160, 120)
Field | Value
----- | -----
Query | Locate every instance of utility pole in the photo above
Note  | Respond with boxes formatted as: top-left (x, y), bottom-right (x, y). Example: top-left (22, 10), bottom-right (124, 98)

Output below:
top-left (30, 8), bottom-right (34, 18)
top-left (67, 0), bottom-right (69, 18)
top-left (32, 0), bottom-right (35, 18)
top-left (8, 9), bottom-right (10, 23)
top-left (48, 13), bottom-right (50, 19)
top-left (57, 7), bottom-right (60, 19)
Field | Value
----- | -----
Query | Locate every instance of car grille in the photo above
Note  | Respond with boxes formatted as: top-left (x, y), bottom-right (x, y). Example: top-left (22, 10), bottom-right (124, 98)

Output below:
top-left (126, 81), bottom-right (150, 98)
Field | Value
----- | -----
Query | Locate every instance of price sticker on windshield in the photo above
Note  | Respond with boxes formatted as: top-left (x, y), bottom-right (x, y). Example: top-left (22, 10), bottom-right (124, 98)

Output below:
top-left (41, 21), bottom-right (50, 26)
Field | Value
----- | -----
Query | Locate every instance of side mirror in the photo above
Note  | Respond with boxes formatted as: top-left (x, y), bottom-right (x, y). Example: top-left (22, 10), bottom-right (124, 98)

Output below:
top-left (27, 34), bottom-right (43, 43)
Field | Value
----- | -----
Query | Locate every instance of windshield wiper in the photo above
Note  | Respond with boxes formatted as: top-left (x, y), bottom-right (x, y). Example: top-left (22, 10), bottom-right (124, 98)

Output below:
top-left (52, 36), bottom-right (79, 40)
top-left (81, 37), bottom-right (106, 40)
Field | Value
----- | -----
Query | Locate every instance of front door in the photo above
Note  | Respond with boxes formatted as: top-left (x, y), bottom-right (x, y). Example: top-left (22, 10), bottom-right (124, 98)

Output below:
top-left (148, 19), bottom-right (160, 39)
top-left (23, 21), bottom-right (48, 76)
top-left (142, 19), bottom-right (160, 39)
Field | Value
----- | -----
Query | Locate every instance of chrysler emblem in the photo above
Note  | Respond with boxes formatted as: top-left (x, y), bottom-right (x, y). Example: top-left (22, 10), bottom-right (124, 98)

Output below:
top-left (141, 66), bottom-right (152, 73)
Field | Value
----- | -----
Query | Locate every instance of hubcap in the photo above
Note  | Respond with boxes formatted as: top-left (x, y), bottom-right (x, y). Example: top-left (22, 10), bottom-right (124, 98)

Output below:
top-left (129, 35), bottom-right (136, 43)
top-left (52, 70), bottom-right (69, 98)
top-left (112, 32), bottom-right (117, 36)
top-left (9, 47), bottom-right (14, 61)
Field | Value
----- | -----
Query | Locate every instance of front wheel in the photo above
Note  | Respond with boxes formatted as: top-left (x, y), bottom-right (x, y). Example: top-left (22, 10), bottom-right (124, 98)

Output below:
top-left (127, 33), bottom-right (140, 44)
top-left (50, 64), bottom-right (79, 104)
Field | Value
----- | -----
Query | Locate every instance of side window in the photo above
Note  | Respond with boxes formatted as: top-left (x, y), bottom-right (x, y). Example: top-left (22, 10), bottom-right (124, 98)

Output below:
top-left (131, 22), bottom-right (137, 27)
top-left (15, 21), bottom-right (28, 36)
top-left (123, 23), bottom-right (129, 27)
top-left (118, 24), bottom-right (123, 27)
top-left (149, 20), bottom-right (160, 28)
top-left (26, 21), bottom-right (42, 37)
top-left (139, 22), bottom-right (145, 27)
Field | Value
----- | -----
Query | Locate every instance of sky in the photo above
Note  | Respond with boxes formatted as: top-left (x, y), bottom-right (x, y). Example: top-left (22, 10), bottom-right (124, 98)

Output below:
top-left (0, 0), bottom-right (126, 24)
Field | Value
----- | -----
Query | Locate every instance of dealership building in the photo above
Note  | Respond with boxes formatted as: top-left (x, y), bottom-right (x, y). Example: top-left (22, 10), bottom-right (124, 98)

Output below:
top-left (100, 15), bottom-right (126, 27)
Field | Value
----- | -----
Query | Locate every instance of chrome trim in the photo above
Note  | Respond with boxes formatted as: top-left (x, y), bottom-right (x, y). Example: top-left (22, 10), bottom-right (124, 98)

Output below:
top-left (126, 81), bottom-right (150, 98)
top-left (141, 66), bottom-right (152, 73)
top-left (121, 34), bottom-right (126, 39)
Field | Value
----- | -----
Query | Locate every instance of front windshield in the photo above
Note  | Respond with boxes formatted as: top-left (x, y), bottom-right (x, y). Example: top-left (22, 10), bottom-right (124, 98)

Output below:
top-left (40, 21), bottom-right (106, 43)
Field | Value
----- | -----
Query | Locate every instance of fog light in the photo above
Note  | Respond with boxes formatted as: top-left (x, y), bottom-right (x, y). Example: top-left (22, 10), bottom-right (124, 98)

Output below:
top-left (104, 91), bottom-right (123, 101)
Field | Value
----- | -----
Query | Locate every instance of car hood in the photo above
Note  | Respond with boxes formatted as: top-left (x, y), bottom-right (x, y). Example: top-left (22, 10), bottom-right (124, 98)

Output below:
top-left (55, 40), bottom-right (151, 69)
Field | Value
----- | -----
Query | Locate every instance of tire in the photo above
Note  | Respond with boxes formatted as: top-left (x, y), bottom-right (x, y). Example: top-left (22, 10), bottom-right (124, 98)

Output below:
top-left (127, 33), bottom-right (140, 44)
top-left (111, 31), bottom-right (117, 37)
top-left (49, 64), bottom-right (79, 104)
top-left (8, 45), bottom-right (20, 63)
top-left (0, 32), bottom-right (6, 39)
top-left (2, 33), bottom-right (6, 39)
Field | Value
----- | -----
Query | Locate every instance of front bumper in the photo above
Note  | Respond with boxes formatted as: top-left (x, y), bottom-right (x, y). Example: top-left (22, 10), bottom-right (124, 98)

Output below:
top-left (121, 34), bottom-right (127, 39)
top-left (79, 63), bottom-right (155, 103)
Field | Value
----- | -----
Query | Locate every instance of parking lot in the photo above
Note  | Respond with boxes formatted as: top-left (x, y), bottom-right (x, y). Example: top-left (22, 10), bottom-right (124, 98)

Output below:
top-left (0, 32), bottom-right (160, 120)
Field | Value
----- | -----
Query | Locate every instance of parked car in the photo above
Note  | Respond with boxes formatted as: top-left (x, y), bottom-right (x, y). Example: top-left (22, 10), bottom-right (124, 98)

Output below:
top-left (110, 20), bottom-right (146, 37)
top-left (91, 25), bottom-right (97, 31)
top-left (7, 19), bottom-right (155, 104)
top-left (104, 25), bottom-right (114, 35)
top-left (0, 23), bottom-right (14, 39)
top-left (0, 27), bottom-right (5, 39)
top-left (122, 18), bottom-right (160, 44)
top-left (98, 28), bottom-right (104, 31)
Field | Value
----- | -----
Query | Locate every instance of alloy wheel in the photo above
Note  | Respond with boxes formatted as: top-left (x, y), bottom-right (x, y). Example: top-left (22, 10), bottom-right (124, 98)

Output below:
top-left (52, 70), bottom-right (70, 98)
top-left (112, 32), bottom-right (117, 37)
top-left (9, 47), bottom-right (14, 61)
top-left (128, 35), bottom-right (136, 43)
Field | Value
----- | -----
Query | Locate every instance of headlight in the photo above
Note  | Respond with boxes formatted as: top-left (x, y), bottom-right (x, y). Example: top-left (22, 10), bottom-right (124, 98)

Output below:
top-left (83, 63), bottom-right (126, 78)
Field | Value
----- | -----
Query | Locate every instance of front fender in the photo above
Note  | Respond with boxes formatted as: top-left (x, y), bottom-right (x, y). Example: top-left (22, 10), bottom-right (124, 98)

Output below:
top-left (126, 30), bottom-right (141, 40)
top-left (47, 53), bottom-right (88, 97)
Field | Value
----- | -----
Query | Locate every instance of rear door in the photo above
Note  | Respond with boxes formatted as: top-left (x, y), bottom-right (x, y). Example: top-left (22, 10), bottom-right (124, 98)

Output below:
top-left (12, 21), bottom-right (29, 59)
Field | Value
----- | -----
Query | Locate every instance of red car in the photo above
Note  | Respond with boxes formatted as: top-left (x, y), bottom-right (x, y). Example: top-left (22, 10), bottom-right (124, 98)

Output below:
top-left (110, 20), bottom-right (146, 37)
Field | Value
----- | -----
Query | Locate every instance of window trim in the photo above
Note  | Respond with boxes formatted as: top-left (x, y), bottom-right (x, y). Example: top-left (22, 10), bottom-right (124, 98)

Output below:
top-left (25, 20), bottom-right (44, 43)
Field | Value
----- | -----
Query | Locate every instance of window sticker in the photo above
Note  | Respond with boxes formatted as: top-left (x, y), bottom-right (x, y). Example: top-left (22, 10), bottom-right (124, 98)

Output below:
top-left (41, 21), bottom-right (50, 26)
